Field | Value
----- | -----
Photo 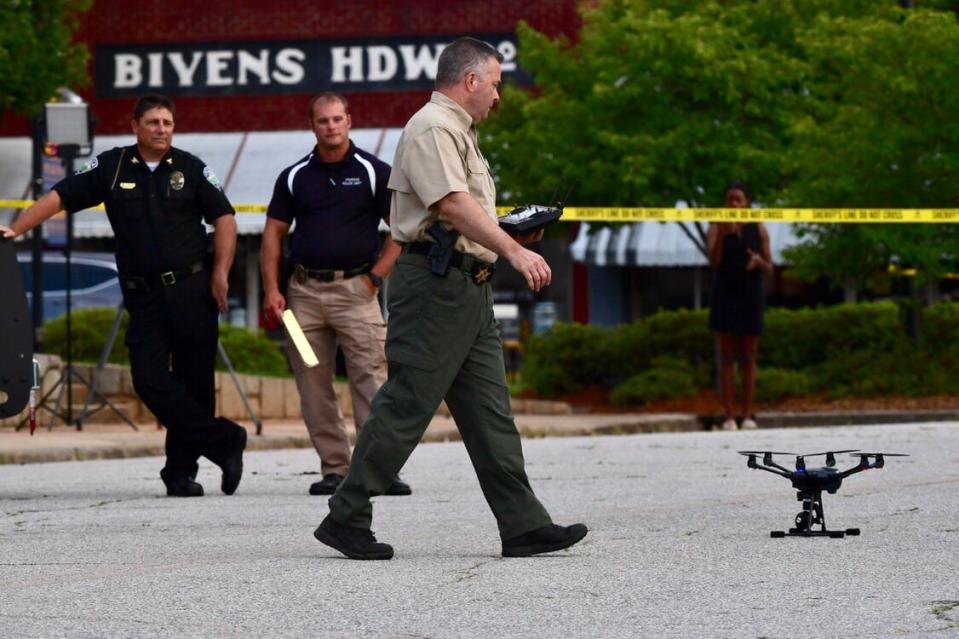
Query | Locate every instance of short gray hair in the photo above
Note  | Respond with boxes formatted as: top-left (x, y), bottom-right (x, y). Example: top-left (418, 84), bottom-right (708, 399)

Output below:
top-left (435, 37), bottom-right (504, 89)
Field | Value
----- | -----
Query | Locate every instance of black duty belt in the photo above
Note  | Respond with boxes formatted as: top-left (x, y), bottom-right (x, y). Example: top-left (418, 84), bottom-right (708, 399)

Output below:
top-left (120, 261), bottom-right (205, 292)
top-left (293, 262), bottom-right (370, 283)
top-left (403, 242), bottom-right (496, 285)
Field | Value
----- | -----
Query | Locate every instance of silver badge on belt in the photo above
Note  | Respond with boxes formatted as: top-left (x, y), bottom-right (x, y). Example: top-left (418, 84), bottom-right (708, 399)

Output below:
top-left (169, 171), bottom-right (185, 191)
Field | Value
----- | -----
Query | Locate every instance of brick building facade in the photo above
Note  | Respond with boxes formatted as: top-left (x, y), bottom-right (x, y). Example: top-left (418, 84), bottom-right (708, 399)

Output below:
top-left (1, 0), bottom-right (580, 136)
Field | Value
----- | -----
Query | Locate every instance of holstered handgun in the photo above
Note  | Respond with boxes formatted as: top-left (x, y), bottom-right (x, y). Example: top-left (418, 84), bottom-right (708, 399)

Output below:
top-left (425, 221), bottom-right (460, 276)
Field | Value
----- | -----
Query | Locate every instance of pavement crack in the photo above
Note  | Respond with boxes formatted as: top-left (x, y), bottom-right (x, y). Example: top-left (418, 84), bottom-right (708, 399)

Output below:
top-left (454, 560), bottom-right (487, 583)
top-left (4, 497), bottom-right (131, 518)
top-left (931, 601), bottom-right (959, 629)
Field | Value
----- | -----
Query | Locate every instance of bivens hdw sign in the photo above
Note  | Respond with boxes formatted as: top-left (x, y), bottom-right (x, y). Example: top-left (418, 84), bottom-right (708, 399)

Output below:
top-left (95, 34), bottom-right (528, 97)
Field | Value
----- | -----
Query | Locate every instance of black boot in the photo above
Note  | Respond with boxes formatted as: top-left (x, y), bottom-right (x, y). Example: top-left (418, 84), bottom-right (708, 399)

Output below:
top-left (205, 418), bottom-right (246, 495)
top-left (160, 468), bottom-right (204, 497)
top-left (309, 474), bottom-right (344, 495)
top-left (384, 476), bottom-right (412, 496)
top-left (502, 523), bottom-right (589, 557)
top-left (314, 514), bottom-right (394, 560)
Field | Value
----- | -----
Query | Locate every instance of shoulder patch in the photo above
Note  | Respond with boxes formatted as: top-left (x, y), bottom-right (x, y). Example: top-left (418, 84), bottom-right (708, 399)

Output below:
top-left (203, 165), bottom-right (223, 191)
top-left (75, 157), bottom-right (98, 175)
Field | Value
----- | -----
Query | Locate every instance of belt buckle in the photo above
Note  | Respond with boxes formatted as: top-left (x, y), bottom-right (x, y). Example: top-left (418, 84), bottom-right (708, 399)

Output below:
top-left (472, 263), bottom-right (494, 285)
top-left (160, 271), bottom-right (177, 286)
top-left (294, 264), bottom-right (308, 284)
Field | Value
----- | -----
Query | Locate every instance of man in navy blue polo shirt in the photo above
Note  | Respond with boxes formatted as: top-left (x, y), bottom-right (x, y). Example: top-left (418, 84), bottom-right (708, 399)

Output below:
top-left (261, 93), bottom-right (408, 497)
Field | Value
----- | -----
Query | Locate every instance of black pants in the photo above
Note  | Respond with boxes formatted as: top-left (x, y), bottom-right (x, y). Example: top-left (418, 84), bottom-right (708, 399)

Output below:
top-left (123, 272), bottom-right (231, 480)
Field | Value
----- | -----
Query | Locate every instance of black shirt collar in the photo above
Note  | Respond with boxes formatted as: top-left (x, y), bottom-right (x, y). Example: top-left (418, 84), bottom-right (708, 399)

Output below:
top-left (130, 144), bottom-right (174, 170)
top-left (311, 140), bottom-right (355, 169)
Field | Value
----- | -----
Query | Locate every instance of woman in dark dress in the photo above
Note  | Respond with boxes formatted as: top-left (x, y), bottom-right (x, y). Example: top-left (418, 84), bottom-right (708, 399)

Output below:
top-left (707, 182), bottom-right (773, 430)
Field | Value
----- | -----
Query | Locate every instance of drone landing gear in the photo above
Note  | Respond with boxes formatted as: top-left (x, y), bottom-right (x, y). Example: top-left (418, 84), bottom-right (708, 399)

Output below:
top-left (770, 489), bottom-right (861, 539)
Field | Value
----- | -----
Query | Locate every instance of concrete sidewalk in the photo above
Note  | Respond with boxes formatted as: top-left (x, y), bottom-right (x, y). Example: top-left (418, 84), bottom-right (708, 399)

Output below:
top-left (4, 406), bottom-right (959, 465)
top-left (0, 411), bottom-right (698, 465)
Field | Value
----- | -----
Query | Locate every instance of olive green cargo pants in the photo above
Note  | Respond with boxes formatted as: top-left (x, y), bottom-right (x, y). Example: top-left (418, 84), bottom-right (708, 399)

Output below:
top-left (328, 253), bottom-right (553, 540)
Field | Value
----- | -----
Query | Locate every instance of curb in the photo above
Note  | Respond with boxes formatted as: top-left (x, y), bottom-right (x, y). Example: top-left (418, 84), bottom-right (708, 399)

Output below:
top-left (753, 410), bottom-right (959, 429)
top-left (2, 411), bottom-right (956, 466)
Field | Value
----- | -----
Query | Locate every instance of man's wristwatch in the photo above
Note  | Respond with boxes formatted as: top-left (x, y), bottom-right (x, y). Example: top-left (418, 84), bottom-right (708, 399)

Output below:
top-left (366, 272), bottom-right (383, 288)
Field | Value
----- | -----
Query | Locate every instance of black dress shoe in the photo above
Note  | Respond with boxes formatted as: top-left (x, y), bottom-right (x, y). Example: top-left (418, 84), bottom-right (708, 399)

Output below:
top-left (160, 468), bottom-right (204, 497)
top-left (313, 514), bottom-right (393, 560)
top-left (502, 523), bottom-right (589, 557)
top-left (309, 474), bottom-right (344, 495)
top-left (164, 479), bottom-right (204, 498)
top-left (215, 419), bottom-right (246, 495)
top-left (384, 476), bottom-right (412, 496)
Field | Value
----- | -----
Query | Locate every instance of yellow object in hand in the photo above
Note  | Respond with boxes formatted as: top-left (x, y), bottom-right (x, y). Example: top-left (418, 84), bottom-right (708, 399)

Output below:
top-left (282, 309), bottom-right (318, 368)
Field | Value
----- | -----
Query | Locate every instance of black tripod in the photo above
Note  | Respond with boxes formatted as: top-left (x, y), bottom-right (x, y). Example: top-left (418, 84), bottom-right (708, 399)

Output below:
top-left (20, 303), bottom-right (263, 434)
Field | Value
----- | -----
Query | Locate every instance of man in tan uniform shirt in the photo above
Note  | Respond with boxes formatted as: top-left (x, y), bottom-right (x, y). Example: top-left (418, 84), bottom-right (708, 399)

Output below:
top-left (314, 37), bottom-right (588, 560)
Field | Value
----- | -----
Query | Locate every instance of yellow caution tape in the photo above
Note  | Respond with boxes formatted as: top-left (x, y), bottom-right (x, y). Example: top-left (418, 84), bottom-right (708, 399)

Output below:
top-left (234, 203), bottom-right (268, 213)
top-left (546, 207), bottom-right (959, 223)
top-left (4, 199), bottom-right (959, 223)
top-left (888, 264), bottom-right (959, 280)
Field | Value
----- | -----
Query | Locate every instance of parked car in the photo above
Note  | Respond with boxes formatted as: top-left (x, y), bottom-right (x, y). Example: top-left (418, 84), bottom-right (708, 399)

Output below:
top-left (17, 252), bottom-right (123, 322)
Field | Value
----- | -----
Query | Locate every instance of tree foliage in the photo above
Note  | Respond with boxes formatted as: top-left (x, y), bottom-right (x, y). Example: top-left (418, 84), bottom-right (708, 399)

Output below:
top-left (0, 0), bottom-right (91, 118)
top-left (483, 0), bottom-right (959, 290)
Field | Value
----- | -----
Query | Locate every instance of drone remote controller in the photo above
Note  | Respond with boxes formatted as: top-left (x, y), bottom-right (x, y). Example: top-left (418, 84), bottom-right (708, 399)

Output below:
top-left (498, 184), bottom-right (571, 235)
top-left (498, 203), bottom-right (564, 235)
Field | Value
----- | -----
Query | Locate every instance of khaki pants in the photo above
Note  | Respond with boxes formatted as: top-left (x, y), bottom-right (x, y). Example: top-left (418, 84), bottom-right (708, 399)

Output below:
top-left (287, 274), bottom-right (387, 476)
top-left (329, 254), bottom-right (553, 540)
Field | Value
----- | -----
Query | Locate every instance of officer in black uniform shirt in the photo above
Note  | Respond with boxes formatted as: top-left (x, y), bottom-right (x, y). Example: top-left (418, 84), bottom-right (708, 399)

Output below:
top-left (1, 94), bottom-right (246, 497)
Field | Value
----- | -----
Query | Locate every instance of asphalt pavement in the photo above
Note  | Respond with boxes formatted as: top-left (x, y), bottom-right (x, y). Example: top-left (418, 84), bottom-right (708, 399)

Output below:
top-left (1, 421), bottom-right (957, 638)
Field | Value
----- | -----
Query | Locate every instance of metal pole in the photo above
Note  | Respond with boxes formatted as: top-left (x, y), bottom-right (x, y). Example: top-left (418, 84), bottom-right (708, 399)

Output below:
top-left (217, 340), bottom-right (262, 435)
top-left (64, 154), bottom-right (74, 428)
top-left (54, 144), bottom-right (80, 429)
top-left (30, 115), bottom-right (45, 347)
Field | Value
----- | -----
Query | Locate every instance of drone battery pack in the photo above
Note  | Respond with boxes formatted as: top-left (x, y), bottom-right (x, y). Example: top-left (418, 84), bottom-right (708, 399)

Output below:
top-left (498, 204), bottom-right (564, 235)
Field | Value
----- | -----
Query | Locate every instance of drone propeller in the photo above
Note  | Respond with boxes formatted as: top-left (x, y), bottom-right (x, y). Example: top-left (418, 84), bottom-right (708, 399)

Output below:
top-left (802, 450), bottom-right (860, 456)
top-left (851, 452), bottom-right (909, 457)
top-left (738, 450), bottom-right (797, 468)
top-left (850, 452), bottom-right (910, 469)
top-left (801, 449), bottom-right (860, 467)
top-left (737, 451), bottom-right (796, 456)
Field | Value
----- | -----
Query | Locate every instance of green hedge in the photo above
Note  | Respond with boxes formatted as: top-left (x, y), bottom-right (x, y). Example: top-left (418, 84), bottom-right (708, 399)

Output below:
top-left (42, 307), bottom-right (131, 365)
top-left (521, 301), bottom-right (959, 401)
top-left (42, 307), bottom-right (291, 377)
top-left (609, 357), bottom-right (698, 405)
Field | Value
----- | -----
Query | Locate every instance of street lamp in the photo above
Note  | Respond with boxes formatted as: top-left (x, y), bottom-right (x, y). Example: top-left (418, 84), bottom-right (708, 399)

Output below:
top-left (43, 99), bottom-right (92, 428)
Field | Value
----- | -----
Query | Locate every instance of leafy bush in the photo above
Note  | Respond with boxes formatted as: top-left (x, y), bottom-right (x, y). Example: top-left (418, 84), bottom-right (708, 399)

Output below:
top-left (43, 307), bottom-right (291, 377)
top-left (922, 302), bottom-right (959, 351)
top-left (522, 322), bottom-right (613, 395)
top-left (754, 367), bottom-right (811, 403)
top-left (42, 307), bottom-right (131, 364)
top-left (609, 361), bottom-right (697, 406)
top-left (763, 302), bottom-right (903, 370)
top-left (522, 301), bottom-right (959, 401)
top-left (809, 345), bottom-right (954, 399)
top-left (217, 324), bottom-right (291, 377)
top-left (606, 309), bottom-right (712, 379)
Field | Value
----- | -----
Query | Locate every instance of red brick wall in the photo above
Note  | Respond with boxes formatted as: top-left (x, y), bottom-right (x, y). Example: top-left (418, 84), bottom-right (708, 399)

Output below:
top-left (1, 0), bottom-right (579, 136)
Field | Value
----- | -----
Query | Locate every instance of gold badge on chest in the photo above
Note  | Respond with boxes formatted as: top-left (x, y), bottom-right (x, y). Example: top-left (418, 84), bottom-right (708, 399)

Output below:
top-left (169, 171), bottom-right (185, 191)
